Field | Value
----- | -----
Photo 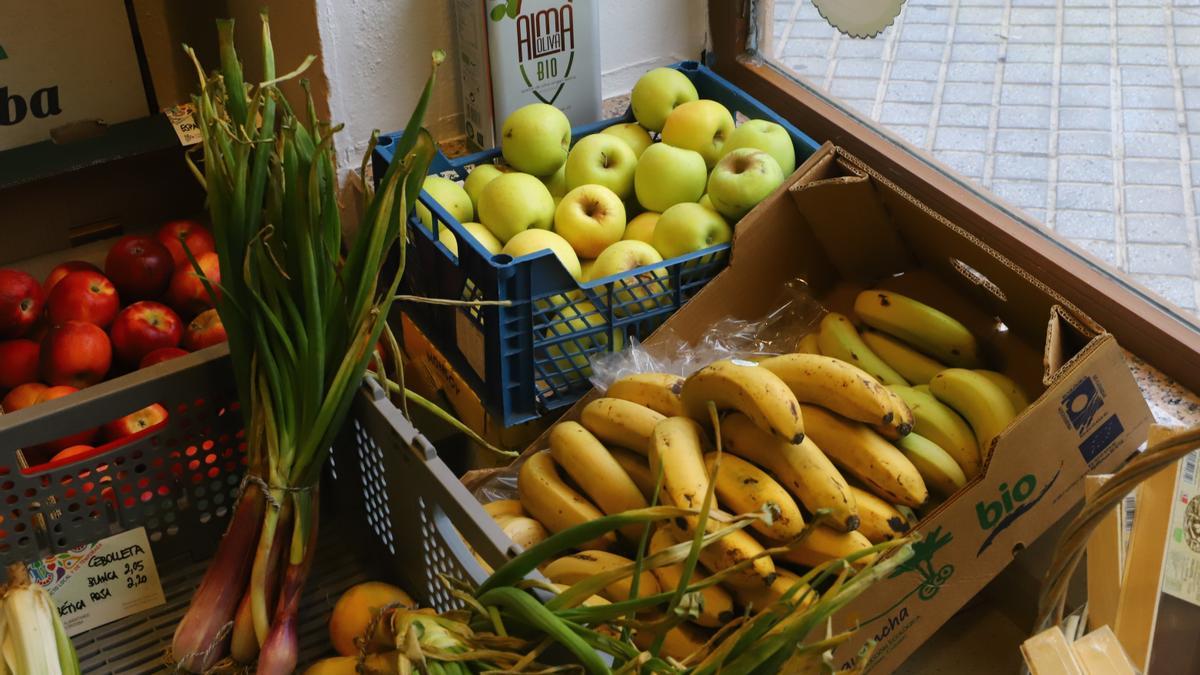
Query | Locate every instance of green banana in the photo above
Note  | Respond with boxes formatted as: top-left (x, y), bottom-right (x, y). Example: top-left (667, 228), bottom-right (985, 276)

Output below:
top-left (817, 312), bottom-right (908, 386)
top-left (895, 433), bottom-right (967, 497)
top-left (853, 290), bottom-right (979, 367)
top-left (974, 369), bottom-right (1031, 412)
top-left (887, 384), bottom-right (981, 479)
top-left (928, 368), bottom-right (1016, 460)
top-left (861, 329), bottom-right (947, 385)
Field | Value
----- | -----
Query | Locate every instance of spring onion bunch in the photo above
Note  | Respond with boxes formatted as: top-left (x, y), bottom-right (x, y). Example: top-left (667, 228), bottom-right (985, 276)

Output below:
top-left (169, 13), bottom-right (439, 673)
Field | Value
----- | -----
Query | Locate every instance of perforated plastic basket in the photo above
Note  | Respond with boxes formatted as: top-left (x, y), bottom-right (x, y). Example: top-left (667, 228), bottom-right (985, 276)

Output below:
top-left (0, 347), bottom-right (515, 673)
top-left (373, 61), bottom-right (820, 427)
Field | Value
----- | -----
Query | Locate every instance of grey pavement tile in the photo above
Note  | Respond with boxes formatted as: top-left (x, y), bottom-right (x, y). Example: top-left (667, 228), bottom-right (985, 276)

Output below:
top-left (896, 41), bottom-right (948, 61)
top-left (831, 78), bottom-right (883, 100)
top-left (1123, 109), bottom-right (1182, 134)
top-left (1024, 207), bottom-right (1048, 222)
top-left (907, 5), bottom-right (954, 24)
top-left (1009, 7), bottom-right (1057, 26)
top-left (957, 7), bottom-right (1005, 24)
top-left (787, 20), bottom-right (842, 39)
top-left (1125, 133), bottom-right (1183, 159)
top-left (1063, 25), bottom-right (1113, 44)
top-left (1175, 26), bottom-right (1200, 46)
top-left (1061, 63), bottom-right (1112, 85)
top-left (1062, 45), bottom-right (1113, 64)
top-left (938, 103), bottom-right (993, 128)
top-left (836, 39), bottom-right (888, 58)
top-left (1118, 45), bottom-right (1170, 66)
top-left (1059, 107), bottom-right (1113, 131)
top-left (1072, 239), bottom-right (1119, 266)
top-left (960, 0), bottom-right (1005, 5)
top-left (879, 102), bottom-right (934, 125)
top-left (1118, 26), bottom-right (1169, 46)
top-left (902, 23), bottom-right (951, 43)
top-left (1125, 186), bottom-right (1187, 214)
top-left (1001, 84), bottom-right (1053, 106)
top-left (839, 99), bottom-right (877, 117)
top-left (772, 1), bottom-right (792, 19)
top-left (951, 43), bottom-right (1003, 62)
top-left (786, 57), bottom-right (831, 77)
top-left (784, 39), bottom-right (832, 58)
top-left (993, 153), bottom-right (1051, 180)
top-left (1005, 44), bottom-right (1056, 64)
top-left (933, 126), bottom-right (991, 152)
top-left (1058, 156), bottom-right (1115, 183)
top-left (1176, 46), bottom-right (1200, 64)
top-left (998, 105), bottom-right (1053, 129)
top-left (935, 150), bottom-right (987, 178)
top-left (1194, 189), bottom-right (1200, 218)
top-left (1121, 65), bottom-right (1175, 87)
top-left (889, 124), bottom-right (929, 147)
top-left (946, 62), bottom-right (998, 82)
top-left (953, 24), bottom-right (1006, 43)
top-left (1058, 131), bottom-right (1115, 157)
top-left (1119, 8), bottom-right (1166, 26)
top-left (1060, 85), bottom-right (1112, 107)
top-left (1189, 137), bottom-right (1200, 159)
top-left (886, 80), bottom-right (939, 103)
top-left (1121, 86), bottom-right (1177, 109)
top-left (1008, 26), bottom-right (1057, 44)
top-left (1127, 243), bottom-right (1194, 275)
top-left (1191, 163), bottom-right (1200, 188)
top-left (835, 59), bottom-right (886, 79)
top-left (1181, 66), bottom-right (1200, 87)
top-left (990, 180), bottom-right (1050, 209)
top-left (1002, 63), bottom-right (1055, 85)
top-left (1012, 0), bottom-right (1059, 6)
top-left (1184, 88), bottom-right (1200, 110)
top-left (1188, 111), bottom-right (1200, 133)
top-left (1132, 274), bottom-right (1197, 309)
top-left (1057, 183), bottom-right (1116, 211)
top-left (995, 129), bottom-right (1051, 154)
top-left (942, 82), bottom-right (997, 104)
top-left (1054, 210), bottom-right (1117, 240)
top-left (890, 60), bottom-right (945, 82)
top-left (1064, 8), bottom-right (1112, 26)
top-left (1177, 9), bottom-right (1200, 27)
top-left (1126, 214), bottom-right (1190, 244)
top-left (1124, 159), bottom-right (1184, 187)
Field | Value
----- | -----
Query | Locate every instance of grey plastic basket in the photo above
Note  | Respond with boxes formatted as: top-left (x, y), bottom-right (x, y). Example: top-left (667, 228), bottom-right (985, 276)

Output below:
top-left (0, 346), bottom-right (518, 672)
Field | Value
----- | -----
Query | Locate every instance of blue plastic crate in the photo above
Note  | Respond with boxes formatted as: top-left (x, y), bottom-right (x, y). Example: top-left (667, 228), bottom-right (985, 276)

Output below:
top-left (373, 61), bottom-right (820, 426)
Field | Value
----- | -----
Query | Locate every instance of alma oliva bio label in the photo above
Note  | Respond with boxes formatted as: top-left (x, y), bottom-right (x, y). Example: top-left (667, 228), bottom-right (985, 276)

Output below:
top-left (453, 0), bottom-right (602, 151)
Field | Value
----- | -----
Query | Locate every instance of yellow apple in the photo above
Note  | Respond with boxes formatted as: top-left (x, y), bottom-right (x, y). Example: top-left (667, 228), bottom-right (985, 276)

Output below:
top-left (631, 67), bottom-right (699, 132)
top-left (722, 119), bottom-right (796, 175)
top-left (622, 212), bottom-right (660, 243)
top-left (501, 229), bottom-right (582, 280)
top-left (554, 184), bottom-right (627, 258)
top-left (478, 172), bottom-right (556, 242)
top-left (652, 202), bottom-right (732, 259)
top-left (438, 222), bottom-right (503, 258)
top-left (602, 122), bottom-right (653, 157)
top-left (416, 176), bottom-right (473, 230)
top-left (579, 258), bottom-right (597, 281)
top-left (707, 148), bottom-right (785, 220)
top-left (661, 99), bottom-right (735, 169)
top-left (634, 143), bottom-right (707, 212)
top-left (464, 164), bottom-right (508, 210)
top-left (698, 194), bottom-right (714, 211)
top-left (501, 103), bottom-right (571, 176)
top-left (564, 133), bottom-right (638, 200)
top-left (542, 163), bottom-right (568, 205)
top-left (589, 240), bottom-right (669, 315)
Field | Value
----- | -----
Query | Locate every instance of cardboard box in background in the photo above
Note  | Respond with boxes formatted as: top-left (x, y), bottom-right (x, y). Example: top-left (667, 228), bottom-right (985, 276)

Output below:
top-left (452, 0), bottom-right (602, 151)
top-left (0, 2), bottom-right (149, 151)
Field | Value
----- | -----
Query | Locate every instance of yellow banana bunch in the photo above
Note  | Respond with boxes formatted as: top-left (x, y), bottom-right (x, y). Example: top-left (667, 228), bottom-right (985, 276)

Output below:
top-left (483, 499), bottom-right (525, 519)
top-left (861, 329), bottom-right (947, 385)
top-left (632, 616), bottom-right (713, 662)
top-left (580, 397), bottom-right (666, 454)
top-left (896, 432), bottom-right (968, 497)
top-left (518, 451), bottom-right (616, 550)
top-left (796, 332), bottom-right (821, 355)
top-left (974, 369), bottom-right (1031, 411)
top-left (668, 517), bottom-right (777, 591)
top-left (888, 384), bottom-right (981, 478)
top-left (757, 353), bottom-right (896, 428)
top-left (776, 526), bottom-right (874, 568)
top-left (817, 312), bottom-right (908, 386)
top-left (853, 290), bottom-right (979, 367)
top-left (549, 421), bottom-right (649, 540)
top-left (609, 446), bottom-right (657, 500)
top-left (703, 453), bottom-right (805, 540)
top-left (494, 515), bottom-right (550, 550)
top-left (542, 550), bottom-right (661, 602)
top-left (727, 568), bottom-right (814, 613)
top-left (648, 528), bottom-right (735, 627)
top-left (928, 368), bottom-right (1017, 458)
top-left (680, 360), bottom-right (805, 444)
top-left (846, 486), bottom-right (909, 544)
top-left (606, 372), bottom-right (687, 416)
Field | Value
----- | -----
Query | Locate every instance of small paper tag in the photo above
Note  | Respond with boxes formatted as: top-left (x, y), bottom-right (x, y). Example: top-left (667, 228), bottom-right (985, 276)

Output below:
top-left (29, 527), bottom-right (166, 636)
top-left (811, 0), bottom-right (906, 39)
top-left (1163, 450), bottom-right (1200, 607)
top-left (165, 103), bottom-right (202, 146)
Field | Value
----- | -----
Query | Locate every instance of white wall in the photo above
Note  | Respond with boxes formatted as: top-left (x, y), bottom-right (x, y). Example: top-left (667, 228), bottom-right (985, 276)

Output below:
top-left (316, 0), bottom-right (708, 169)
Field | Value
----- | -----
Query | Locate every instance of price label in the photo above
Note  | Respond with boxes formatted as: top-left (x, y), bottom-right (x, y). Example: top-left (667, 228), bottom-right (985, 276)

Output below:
top-left (28, 528), bottom-right (166, 637)
top-left (166, 103), bottom-right (202, 146)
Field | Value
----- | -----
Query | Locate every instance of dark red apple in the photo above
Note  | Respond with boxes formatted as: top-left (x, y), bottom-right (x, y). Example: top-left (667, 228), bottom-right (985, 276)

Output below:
top-left (35, 385), bottom-right (97, 450)
top-left (156, 220), bottom-right (216, 269)
top-left (41, 321), bottom-right (112, 387)
top-left (166, 251), bottom-right (221, 317)
top-left (47, 271), bottom-right (120, 328)
top-left (110, 301), bottom-right (182, 365)
top-left (0, 269), bottom-right (43, 338)
top-left (44, 261), bottom-right (101, 297)
top-left (105, 235), bottom-right (174, 300)
top-left (182, 308), bottom-right (227, 350)
top-left (0, 339), bottom-right (40, 390)
top-left (1, 382), bottom-right (46, 412)
top-left (102, 403), bottom-right (168, 440)
top-left (139, 347), bottom-right (189, 368)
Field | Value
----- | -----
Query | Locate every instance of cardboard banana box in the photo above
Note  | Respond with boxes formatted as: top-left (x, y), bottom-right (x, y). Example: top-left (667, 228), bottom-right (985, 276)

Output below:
top-left (464, 142), bottom-right (1153, 672)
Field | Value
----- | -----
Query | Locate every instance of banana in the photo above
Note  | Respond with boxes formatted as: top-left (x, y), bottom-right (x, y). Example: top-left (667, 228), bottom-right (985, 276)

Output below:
top-left (817, 312), bottom-right (909, 386)
top-left (727, 568), bottom-right (814, 613)
top-left (667, 517), bottom-right (777, 590)
top-left (703, 452), bottom-right (805, 540)
top-left (757, 353), bottom-right (896, 428)
top-left (853, 290), bottom-right (980, 368)
top-left (518, 451), bottom-right (616, 550)
top-left (896, 432), bottom-right (968, 497)
top-left (606, 372), bottom-right (687, 417)
top-left (648, 528), bottom-right (735, 627)
top-left (580, 397), bottom-right (666, 454)
top-left (549, 583), bottom-right (610, 608)
top-left (928, 368), bottom-right (1017, 458)
top-left (483, 499), bottom-right (525, 519)
top-left (679, 359), bottom-right (805, 444)
top-left (847, 486), bottom-right (909, 543)
top-left (796, 333), bottom-right (821, 355)
top-left (874, 388), bottom-right (916, 441)
top-left (861, 329), bottom-right (947, 385)
top-left (974, 369), bottom-right (1031, 412)
top-left (887, 384), bottom-right (981, 478)
top-left (720, 412), bottom-right (859, 532)
top-left (798, 404), bottom-right (928, 507)
top-left (649, 417), bottom-right (711, 511)
top-left (549, 421), bottom-right (649, 540)
top-left (776, 526), bottom-right (874, 568)
top-left (914, 384), bottom-right (932, 395)
top-left (610, 446), bottom-right (657, 500)
top-left (632, 616), bottom-right (713, 662)
top-left (498, 516), bottom-right (550, 550)
top-left (542, 550), bottom-right (661, 602)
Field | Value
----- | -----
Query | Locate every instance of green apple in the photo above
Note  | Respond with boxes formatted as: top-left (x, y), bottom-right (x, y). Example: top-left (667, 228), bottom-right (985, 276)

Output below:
top-left (477, 172), bottom-right (556, 242)
top-left (602, 122), bottom-right (653, 158)
top-left (722, 119), bottom-right (796, 175)
top-left (706, 148), bottom-right (785, 220)
top-left (464, 164), bottom-right (508, 210)
top-left (589, 240), bottom-right (669, 314)
top-left (416, 176), bottom-right (473, 230)
top-left (634, 143), bottom-right (707, 212)
top-left (554, 184), bottom-right (627, 258)
top-left (542, 163), bottom-right (568, 205)
top-left (543, 301), bottom-right (625, 383)
top-left (622, 211), bottom-right (659, 243)
top-left (698, 194), bottom-right (714, 211)
top-left (652, 202), bottom-right (732, 259)
top-left (500, 103), bottom-right (571, 176)
top-left (501, 229), bottom-right (582, 280)
top-left (661, 99), bottom-right (735, 169)
top-left (438, 222), bottom-right (503, 258)
top-left (564, 133), bottom-right (638, 200)
top-left (630, 67), bottom-right (699, 132)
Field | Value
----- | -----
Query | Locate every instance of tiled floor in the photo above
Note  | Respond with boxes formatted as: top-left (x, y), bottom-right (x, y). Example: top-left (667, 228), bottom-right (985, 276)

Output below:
top-left (765, 0), bottom-right (1200, 314)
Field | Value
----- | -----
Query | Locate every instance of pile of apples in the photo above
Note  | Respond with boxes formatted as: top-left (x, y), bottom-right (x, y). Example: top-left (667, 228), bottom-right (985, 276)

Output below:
top-left (0, 219), bottom-right (227, 464)
top-left (417, 67), bottom-right (794, 296)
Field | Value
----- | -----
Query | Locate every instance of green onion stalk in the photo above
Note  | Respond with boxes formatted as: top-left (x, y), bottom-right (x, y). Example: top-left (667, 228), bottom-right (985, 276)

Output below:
top-left (169, 13), bottom-right (441, 673)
